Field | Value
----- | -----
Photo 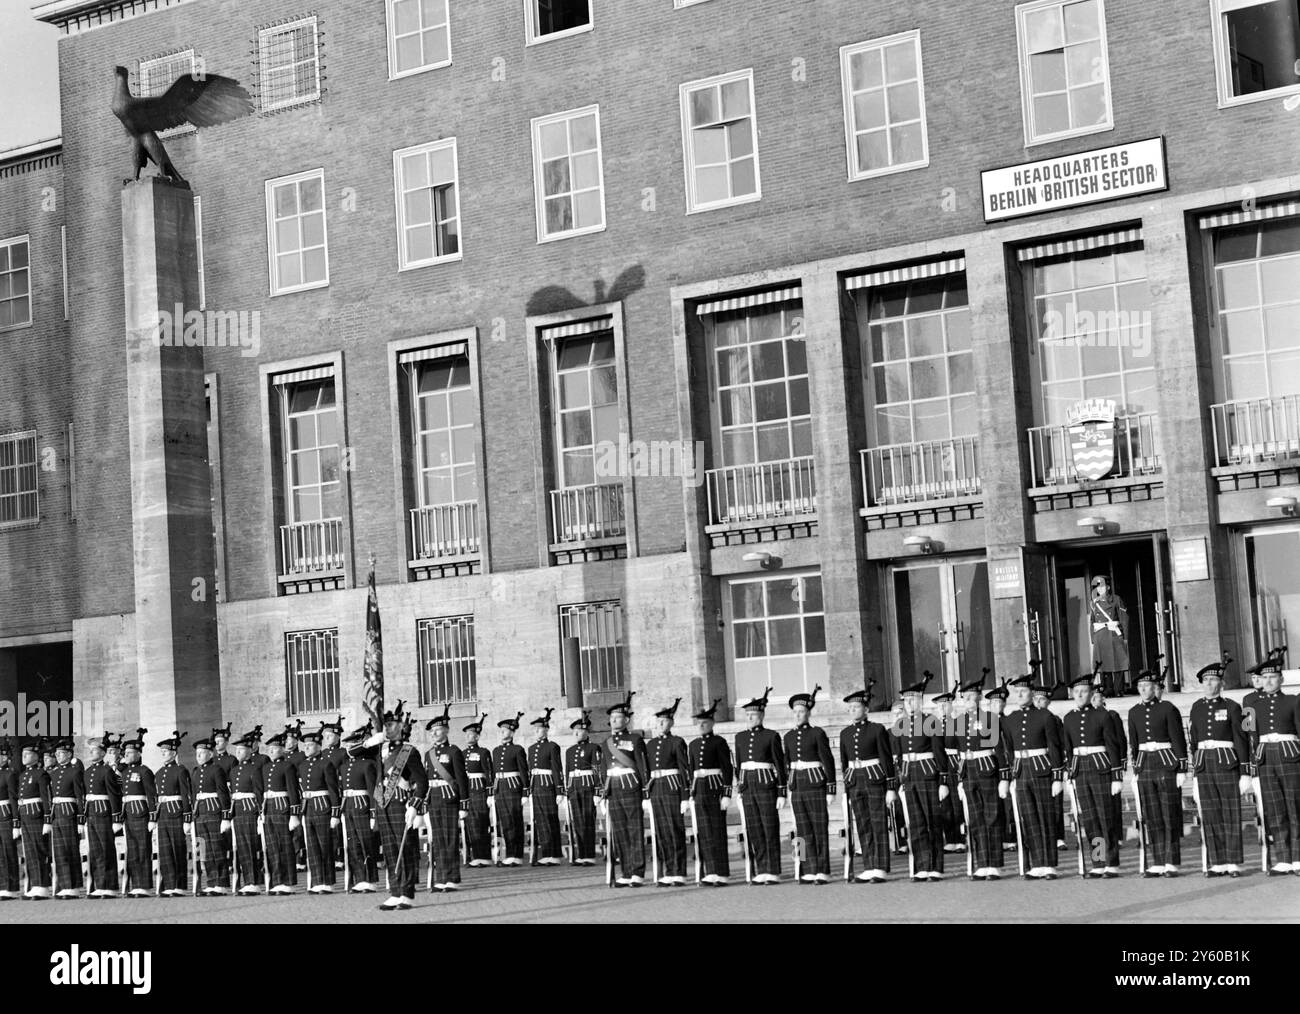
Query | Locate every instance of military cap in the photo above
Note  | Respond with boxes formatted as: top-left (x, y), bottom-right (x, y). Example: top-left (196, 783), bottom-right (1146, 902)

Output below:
top-left (1068, 673), bottom-right (1098, 689)
top-left (693, 698), bottom-right (723, 720)
top-left (570, 709), bottom-right (593, 730)
top-left (788, 685), bottom-right (821, 710)
top-left (899, 672), bottom-right (934, 697)
top-left (741, 687), bottom-right (773, 712)
top-left (426, 703), bottom-right (453, 730)
top-left (156, 730), bottom-right (185, 750)
top-left (1196, 658), bottom-right (1230, 682)
top-left (654, 698), bottom-right (682, 719)
top-left (607, 691), bottom-right (637, 717)
top-left (844, 679), bottom-right (877, 706)
top-left (497, 711), bottom-right (525, 731)
top-left (530, 707), bottom-right (556, 728)
top-left (462, 713), bottom-right (488, 734)
top-left (985, 680), bottom-right (1010, 702)
top-left (1135, 669), bottom-right (1163, 686)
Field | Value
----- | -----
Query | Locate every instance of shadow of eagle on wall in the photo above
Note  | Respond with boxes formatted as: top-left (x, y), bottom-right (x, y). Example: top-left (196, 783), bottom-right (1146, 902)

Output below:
top-left (526, 265), bottom-right (646, 317)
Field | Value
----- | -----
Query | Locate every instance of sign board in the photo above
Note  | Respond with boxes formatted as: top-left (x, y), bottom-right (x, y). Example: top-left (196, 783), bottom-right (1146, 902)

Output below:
top-left (1171, 536), bottom-right (1209, 583)
top-left (981, 136), bottom-right (1168, 223)
top-left (991, 559), bottom-right (1023, 599)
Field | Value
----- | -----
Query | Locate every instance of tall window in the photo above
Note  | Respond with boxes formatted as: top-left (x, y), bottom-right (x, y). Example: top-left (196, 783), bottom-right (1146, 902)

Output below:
top-left (387, 0), bottom-right (451, 77)
top-left (559, 601), bottom-right (626, 693)
top-left (285, 628), bottom-right (340, 715)
top-left (1246, 529), bottom-right (1300, 661)
top-left (394, 139), bottom-right (461, 269)
top-left (728, 571), bottom-right (826, 701)
top-left (863, 274), bottom-right (973, 446)
top-left (680, 70), bottom-right (760, 213)
top-left (417, 616), bottom-right (476, 705)
top-left (526, 0), bottom-right (592, 43)
top-left (413, 354), bottom-right (478, 508)
top-left (1016, 0), bottom-right (1111, 144)
top-left (283, 379), bottom-right (342, 525)
top-left (0, 431), bottom-right (38, 527)
top-left (139, 50), bottom-right (196, 136)
top-left (840, 31), bottom-right (929, 180)
top-left (1212, 216), bottom-right (1300, 402)
top-left (0, 236), bottom-right (31, 331)
top-left (258, 16), bottom-right (321, 112)
top-left (1212, 0), bottom-right (1300, 105)
top-left (554, 330), bottom-right (619, 488)
top-left (532, 106), bottom-right (605, 242)
top-left (266, 169), bottom-right (328, 294)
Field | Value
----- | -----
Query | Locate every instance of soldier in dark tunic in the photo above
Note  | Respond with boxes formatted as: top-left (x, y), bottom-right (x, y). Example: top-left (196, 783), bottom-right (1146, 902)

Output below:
top-left (1062, 673), bottom-right (1124, 877)
top-left (1032, 681), bottom-right (1068, 852)
top-left (461, 714), bottom-right (494, 866)
top-left (932, 689), bottom-right (964, 853)
top-left (894, 675), bottom-right (948, 881)
top-left (565, 711), bottom-right (602, 866)
top-left (1089, 575), bottom-right (1131, 696)
top-left (50, 740), bottom-right (85, 899)
top-left (336, 726), bottom-right (377, 892)
top-left (688, 699), bottom-right (733, 885)
top-left (0, 744), bottom-right (20, 900)
top-left (1002, 674), bottom-right (1064, 879)
top-left (841, 682), bottom-right (896, 884)
top-left (1129, 668), bottom-right (1188, 876)
top-left (117, 730), bottom-right (155, 897)
top-left (1091, 684), bottom-right (1127, 860)
top-left (526, 708), bottom-right (565, 865)
top-left (784, 686), bottom-right (836, 884)
top-left (735, 687), bottom-right (787, 885)
top-left (423, 705), bottom-right (469, 891)
top-left (190, 737), bottom-right (231, 895)
top-left (955, 676), bottom-right (1011, 880)
top-left (645, 699), bottom-right (690, 886)
top-left (229, 732), bottom-right (266, 894)
top-left (297, 726), bottom-right (340, 893)
top-left (319, 716), bottom-right (347, 873)
top-left (491, 712), bottom-right (530, 866)
top-left (1188, 659), bottom-right (1249, 877)
top-left (601, 693), bottom-right (649, 887)
top-left (82, 733), bottom-right (123, 898)
top-left (1242, 650), bottom-right (1299, 875)
top-left (283, 721), bottom-right (307, 872)
top-left (17, 742), bottom-right (51, 899)
top-left (153, 732), bottom-right (191, 896)
top-left (261, 732), bottom-right (300, 895)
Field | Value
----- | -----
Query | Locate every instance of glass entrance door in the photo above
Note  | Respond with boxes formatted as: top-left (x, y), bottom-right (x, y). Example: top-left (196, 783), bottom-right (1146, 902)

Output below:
top-left (891, 558), bottom-right (993, 695)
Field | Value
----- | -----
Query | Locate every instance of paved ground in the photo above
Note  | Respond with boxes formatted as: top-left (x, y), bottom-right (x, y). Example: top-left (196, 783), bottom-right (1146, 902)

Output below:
top-left (3, 841), bottom-right (1295, 923)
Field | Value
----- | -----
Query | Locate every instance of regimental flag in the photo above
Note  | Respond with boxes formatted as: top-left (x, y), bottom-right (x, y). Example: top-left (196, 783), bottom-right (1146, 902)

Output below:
top-left (1067, 398), bottom-right (1117, 482)
top-left (362, 562), bottom-right (384, 731)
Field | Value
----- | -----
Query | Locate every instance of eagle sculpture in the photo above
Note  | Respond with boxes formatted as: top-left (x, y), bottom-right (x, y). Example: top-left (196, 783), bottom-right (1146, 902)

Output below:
top-left (112, 65), bottom-right (253, 184)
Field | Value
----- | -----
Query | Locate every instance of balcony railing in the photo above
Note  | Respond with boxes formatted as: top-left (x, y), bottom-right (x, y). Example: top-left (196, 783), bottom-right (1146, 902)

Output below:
top-left (861, 436), bottom-right (981, 508)
top-left (551, 483), bottom-right (626, 544)
top-left (280, 518), bottom-right (345, 577)
top-left (706, 456), bottom-right (817, 525)
top-left (410, 501), bottom-right (480, 560)
top-left (1210, 395), bottom-right (1300, 467)
top-left (1027, 412), bottom-right (1162, 487)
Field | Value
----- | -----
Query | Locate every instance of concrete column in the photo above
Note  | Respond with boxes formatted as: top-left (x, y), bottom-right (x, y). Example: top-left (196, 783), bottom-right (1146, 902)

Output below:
top-left (122, 178), bottom-right (221, 765)
top-left (0, 649), bottom-right (15, 752)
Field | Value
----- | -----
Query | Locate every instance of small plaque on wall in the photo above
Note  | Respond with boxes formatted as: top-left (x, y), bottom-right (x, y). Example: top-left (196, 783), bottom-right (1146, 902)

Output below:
top-left (1171, 537), bottom-right (1209, 582)
top-left (991, 559), bottom-right (1023, 599)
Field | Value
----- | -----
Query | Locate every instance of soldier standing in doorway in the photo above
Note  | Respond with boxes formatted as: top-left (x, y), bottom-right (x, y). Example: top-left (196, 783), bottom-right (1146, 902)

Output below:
top-left (1089, 575), bottom-right (1130, 696)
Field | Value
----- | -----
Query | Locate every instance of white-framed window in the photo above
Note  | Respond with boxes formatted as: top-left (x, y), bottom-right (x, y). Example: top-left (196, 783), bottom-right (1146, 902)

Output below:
top-left (285, 628), bottom-right (340, 715)
top-left (266, 169), bottom-right (329, 295)
top-left (139, 50), bottom-right (197, 136)
top-left (553, 328), bottom-right (619, 487)
top-left (281, 377), bottom-right (343, 526)
top-left (680, 69), bottom-right (760, 213)
top-left (1016, 0), bottom-right (1112, 145)
top-left (258, 16), bottom-right (321, 112)
top-left (525, 0), bottom-right (593, 44)
top-left (531, 105), bottom-right (605, 242)
top-left (559, 600), bottom-right (626, 693)
top-left (726, 570), bottom-right (827, 702)
top-left (1211, 0), bottom-right (1300, 107)
top-left (417, 615), bottom-right (477, 706)
top-left (840, 32), bottom-right (929, 180)
top-left (0, 236), bottom-right (31, 331)
top-left (412, 352), bottom-right (478, 508)
top-left (387, 0), bottom-right (451, 79)
top-left (0, 431), bottom-right (38, 528)
top-left (394, 139), bottom-right (462, 270)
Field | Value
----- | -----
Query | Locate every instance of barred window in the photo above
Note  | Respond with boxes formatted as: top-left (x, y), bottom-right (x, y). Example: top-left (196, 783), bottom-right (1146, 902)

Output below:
top-left (559, 601), bottom-right (626, 693)
top-left (285, 628), bottom-right (340, 715)
top-left (0, 236), bottom-right (32, 331)
top-left (259, 17), bottom-right (321, 112)
top-left (139, 50), bottom-right (196, 136)
top-left (0, 431), bottom-right (38, 527)
top-left (417, 616), bottom-right (476, 706)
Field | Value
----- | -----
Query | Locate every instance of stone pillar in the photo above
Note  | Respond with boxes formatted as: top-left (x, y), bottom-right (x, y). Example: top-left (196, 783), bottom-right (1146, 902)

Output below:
top-left (0, 649), bottom-right (15, 753)
top-left (122, 178), bottom-right (221, 766)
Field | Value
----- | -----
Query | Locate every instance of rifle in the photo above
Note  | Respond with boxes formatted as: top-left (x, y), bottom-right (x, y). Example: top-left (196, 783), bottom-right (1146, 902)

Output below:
top-left (689, 794), bottom-right (702, 884)
top-left (1131, 771), bottom-right (1148, 875)
top-left (1009, 779), bottom-right (1027, 878)
top-left (956, 780), bottom-right (975, 880)
top-left (489, 788), bottom-right (501, 867)
top-left (898, 786), bottom-right (917, 880)
top-left (190, 819), bottom-right (199, 896)
top-left (340, 806), bottom-right (350, 891)
top-left (603, 795), bottom-right (615, 887)
top-left (735, 784), bottom-right (753, 884)
top-left (1065, 776), bottom-right (1086, 878)
top-left (1189, 775), bottom-right (1208, 876)
top-left (646, 793), bottom-right (660, 885)
top-left (841, 788), bottom-right (854, 882)
top-left (1253, 775), bottom-right (1269, 873)
top-left (527, 792), bottom-right (537, 867)
top-left (230, 818), bottom-right (239, 894)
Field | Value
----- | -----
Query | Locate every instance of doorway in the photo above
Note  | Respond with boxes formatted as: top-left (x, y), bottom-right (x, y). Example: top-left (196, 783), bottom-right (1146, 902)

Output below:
top-left (890, 558), bottom-right (994, 695)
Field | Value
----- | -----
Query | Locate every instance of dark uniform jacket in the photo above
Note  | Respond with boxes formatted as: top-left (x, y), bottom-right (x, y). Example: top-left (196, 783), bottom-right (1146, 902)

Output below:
top-left (1000, 706), bottom-right (1065, 778)
top-left (644, 733), bottom-right (690, 800)
top-left (265, 755), bottom-right (301, 815)
top-left (190, 759), bottom-right (231, 819)
top-left (840, 719), bottom-right (898, 790)
top-left (230, 756), bottom-right (266, 808)
top-left (1, 763), bottom-right (20, 830)
top-left (119, 762), bottom-right (157, 815)
top-left (783, 723), bottom-right (836, 793)
top-left (424, 741), bottom-right (470, 802)
top-left (492, 742), bottom-right (530, 792)
top-left (1127, 698), bottom-right (1188, 772)
top-left (954, 710), bottom-right (1012, 781)
top-left (734, 726), bottom-right (787, 795)
top-left (526, 739), bottom-right (564, 792)
top-left (17, 763), bottom-right (49, 820)
top-left (891, 714), bottom-right (948, 781)
top-left (1241, 690), bottom-right (1299, 776)
top-left (297, 753), bottom-right (341, 817)
top-left (82, 757), bottom-right (123, 820)
top-left (464, 742), bottom-right (494, 785)
top-left (688, 732), bottom-right (733, 797)
top-left (1187, 695), bottom-right (1249, 771)
top-left (564, 740), bottom-right (604, 784)
top-left (1062, 704), bottom-right (1124, 777)
top-left (335, 753), bottom-right (373, 814)
top-left (155, 759), bottom-right (192, 820)
top-left (51, 761), bottom-right (85, 814)
top-left (601, 729), bottom-right (649, 794)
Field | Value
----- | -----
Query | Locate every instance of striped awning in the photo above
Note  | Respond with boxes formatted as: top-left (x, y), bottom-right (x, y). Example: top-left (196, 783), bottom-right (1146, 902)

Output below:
top-left (1016, 227), bottom-right (1143, 262)
top-left (845, 257), bottom-right (966, 291)
top-left (271, 364), bottom-right (334, 386)
top-left (695, 285), bottom-right (802, 316)
top-left (1199, 200), bottom-right (1300, 231)
top-left (398, 341), bottom-right (468, 365)
top-left (539, 316), bottom-right (613, 341)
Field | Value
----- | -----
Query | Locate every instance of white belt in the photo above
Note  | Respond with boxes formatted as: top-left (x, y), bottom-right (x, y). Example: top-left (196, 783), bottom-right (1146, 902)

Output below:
top-left (86, 794), bottom-right (111, 802)
top-left (158, 794), bottom-right (183, 803)
top-left (494, 772), bottom-right (523, 781)
top-left (52, 796), bottom-right (78, 804)
top-left (344, 789), bottom-right (370, 797)
top-left (608, 766), bottom-right (637, 777)
top-left (1015, 749), bottom-right (1047, 759)
top-left (20, 799), bottom-right (43, 807)
top-left (195, 792), bottom-right (219, 801)
top-left (693, 768), bottom-right (723, 778)
top-left (531, 770), bottom-right (554, 779)
top-left (902, 752), bottom-right (933, 762)
top-left (1197, 740), bottom-right (1235, 750)
top-left (959, 750), bottom-right (995, 760)
top-left (428, 779), bottom-right (450, 788)
top-left (1139, 741), bottom-right (1173, 752)
top-left (650, 769), bottom-right (681, 778)
top-left (569, 770), bottom-right (597, 779)
top-left (232, 792), bottom-right (257, 800)
top-left (848, 759), bottom-right (882, 769)
top-left (468, 773), bottom-right (488, 781)
top-left (1260, 733), bottom-right (1300, 744)
top-left (789, 761), bottom-right (823, 770)
top-left (740, 762), bottom-right (775, 771)
top-left (123, 795), bottom-right (149, 802)
top-left (266, 790), bottom-right (289, 799)
top-left (303, 790), bottom-right (330, 798)
top-left (1074, 745), bottom-right (1108, 756)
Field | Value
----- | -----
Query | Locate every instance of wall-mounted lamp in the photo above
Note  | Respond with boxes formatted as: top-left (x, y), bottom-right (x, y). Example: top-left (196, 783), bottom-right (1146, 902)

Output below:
top-left (1266, 495), bottom-right (1299, 517)
top-left (742, 550), bottom-right (781, 570)
top-left (1078, 515), bottom-right (1108, 535)
top-left (903, 534), bottom-right (934, 555)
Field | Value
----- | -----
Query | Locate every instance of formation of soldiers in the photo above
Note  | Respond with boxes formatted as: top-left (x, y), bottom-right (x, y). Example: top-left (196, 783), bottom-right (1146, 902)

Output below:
top-left (1, 649), bottom-right (1297, 907)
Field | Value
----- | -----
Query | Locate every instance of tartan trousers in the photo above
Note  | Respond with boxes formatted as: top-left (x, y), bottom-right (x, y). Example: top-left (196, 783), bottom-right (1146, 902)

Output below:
top-left (901, 774), bottom-right (944, 874)
top-left (1137, 767), bottom-right (1183, 868)
top-left (1071, 764), bottom-right (1118, 869)
top-left (494, 780), bottom-right (526, 861)
top-left (1194, 754), bottom-right (1243, 866)
top-left (156, 804), bottom-right (188, 893)
top-left (691, 788), bottom-right (730, 878)
top-left (846, 773), bottom-right (891, 873)
top-left (263, 806), bottom-right (296, 889)
top-left (341, 799), bottom-right (377, 887)
top-left (529, 779), bottom-right (563, 861)
top-left (194, 809), bottom-right (227, 890)
top-left (232, 802), bottom-right (262, 888)
top-left (122, 800), bottom-right (152, 892)
top-left (19, 807), bottom-right (49, 889)
top-left (0, 807), bottom-right (19, 892)
top-left (941, 787), bottom-right (963, 848)
top-left (51, 803), bottom-right (82, 891)
top-left (567, 779), bottom-right (598, 861)
top-left (85, 807), bottom-right (119, 892)
top-left (426, 796), bottom-right (462, 884)
top-left (302, 801), bottom-right (334, 887)
top-left (790, 773), bottom-right (830, 877)
top-left (1012, 770), bottom-right (1059, 870)
top-left (377, 800), bottom-right (419, 899)
top-left (606, 778), bottom-right (646, 878)
top-left (464, 782), bottom-right (492, 861)
top-left (648, 781), bottom-right (687, 879)
top-left (1257, 747), bottom-right (1300, 865)
top-left (960, 770), bottom-right (1004, 871)
top-left (740, 782), bottom-right (781, 878)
